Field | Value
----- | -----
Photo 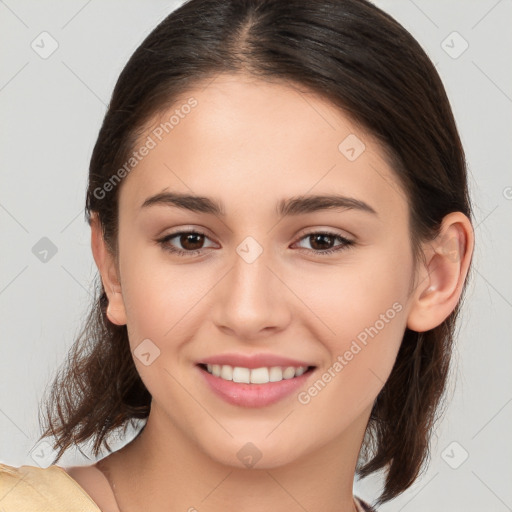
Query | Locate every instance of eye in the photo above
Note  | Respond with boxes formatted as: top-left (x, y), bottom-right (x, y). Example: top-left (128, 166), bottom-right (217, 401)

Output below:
top-left (157, 230), bottom-right (216, 257)
top-left (292, 231), bottom-right (355, 256)
top-left (157, 229), bottom-right (355, 257)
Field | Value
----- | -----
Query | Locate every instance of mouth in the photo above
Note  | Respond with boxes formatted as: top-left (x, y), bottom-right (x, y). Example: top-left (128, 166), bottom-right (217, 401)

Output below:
top-left (196, 363), bottom-right (317, 408)
top-left (197, 363), bottom-right (316, 384)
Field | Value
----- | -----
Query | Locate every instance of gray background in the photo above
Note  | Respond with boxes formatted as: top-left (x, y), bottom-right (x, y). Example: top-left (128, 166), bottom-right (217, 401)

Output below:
top-left (1, 1), bottom-right (511, 511)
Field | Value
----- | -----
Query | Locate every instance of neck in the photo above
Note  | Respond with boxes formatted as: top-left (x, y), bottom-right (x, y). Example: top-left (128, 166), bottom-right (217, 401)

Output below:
top-left (98, 403), bottom-right (371, 512)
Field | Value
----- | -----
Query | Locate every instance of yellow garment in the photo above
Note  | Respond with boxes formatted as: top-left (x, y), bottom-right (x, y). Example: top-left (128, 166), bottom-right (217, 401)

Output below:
top-left (0, 462), bottom-right (101, 512)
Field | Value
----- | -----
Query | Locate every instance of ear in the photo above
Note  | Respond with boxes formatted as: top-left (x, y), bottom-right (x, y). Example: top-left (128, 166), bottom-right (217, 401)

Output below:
top-left (406, 212), bottom-right (474, 332)
top-left (90, 212), bottom-right (127, 326)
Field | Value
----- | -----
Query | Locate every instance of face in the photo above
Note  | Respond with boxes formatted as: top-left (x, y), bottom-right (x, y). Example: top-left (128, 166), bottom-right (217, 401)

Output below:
top-left (98, 74), bottom-right (419, 469)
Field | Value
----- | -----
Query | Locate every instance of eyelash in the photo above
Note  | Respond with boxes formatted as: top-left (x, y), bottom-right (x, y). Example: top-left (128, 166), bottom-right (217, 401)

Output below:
top-left (157, 229), bottom-right (355, 257)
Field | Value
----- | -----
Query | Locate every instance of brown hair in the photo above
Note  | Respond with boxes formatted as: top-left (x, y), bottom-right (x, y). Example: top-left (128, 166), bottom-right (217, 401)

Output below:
top-left (38, 0), bottom-right (473, 506)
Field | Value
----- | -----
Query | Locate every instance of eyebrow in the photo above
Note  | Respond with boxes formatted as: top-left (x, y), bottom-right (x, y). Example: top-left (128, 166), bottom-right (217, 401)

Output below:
top-left (140, 191), bottom-right (378, 217)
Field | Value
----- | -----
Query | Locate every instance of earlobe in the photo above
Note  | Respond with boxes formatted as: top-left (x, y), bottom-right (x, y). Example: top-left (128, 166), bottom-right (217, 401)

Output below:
top-left (90, 213), bottom-right (127, 326)
top-left (406, 212), bottom-right (474, 332)
top-left (106, 298), bottom-right (127, 326)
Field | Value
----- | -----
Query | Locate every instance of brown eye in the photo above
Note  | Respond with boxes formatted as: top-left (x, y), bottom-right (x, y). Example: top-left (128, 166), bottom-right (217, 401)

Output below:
top-left (158, 230), bottom-right (215, 256)
top-left (158, 229), bottom-right (354, 258)
top-left (294, 231), bottom-right (354, 256)
top-left (308, 233), bottom-right (336, 251)
top-left (177, 232), bottom-right (205, 250)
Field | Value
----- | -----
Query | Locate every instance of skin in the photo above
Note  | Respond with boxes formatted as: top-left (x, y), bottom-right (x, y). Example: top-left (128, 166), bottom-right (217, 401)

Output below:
top-left (69, 74), bottom-right (474, 512)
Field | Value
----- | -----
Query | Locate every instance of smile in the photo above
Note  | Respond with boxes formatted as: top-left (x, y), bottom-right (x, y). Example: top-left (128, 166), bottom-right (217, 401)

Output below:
top-left (197, 363), bottom-right (316, 408)
top-left (202, 363), bottom-right (311, 384)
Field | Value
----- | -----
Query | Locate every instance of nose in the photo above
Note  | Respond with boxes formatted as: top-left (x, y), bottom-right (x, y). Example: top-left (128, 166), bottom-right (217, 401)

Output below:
top-left (211, 243), bottom-right (292, 341)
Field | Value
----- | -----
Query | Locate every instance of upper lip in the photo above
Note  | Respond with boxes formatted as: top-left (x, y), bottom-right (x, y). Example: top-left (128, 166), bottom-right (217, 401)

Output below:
top-left (198, 353), bottom-right (315, 369)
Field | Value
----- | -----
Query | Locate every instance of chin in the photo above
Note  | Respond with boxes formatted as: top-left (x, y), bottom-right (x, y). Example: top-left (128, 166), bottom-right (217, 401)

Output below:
top-left (200, 435), bottom-right (306, 471)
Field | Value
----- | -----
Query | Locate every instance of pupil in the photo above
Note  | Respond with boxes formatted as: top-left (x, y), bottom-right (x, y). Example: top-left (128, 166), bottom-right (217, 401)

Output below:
top-left (311, 234), bottom-right (333, 250)
top-left (182, 233), bottom-right (204, 250)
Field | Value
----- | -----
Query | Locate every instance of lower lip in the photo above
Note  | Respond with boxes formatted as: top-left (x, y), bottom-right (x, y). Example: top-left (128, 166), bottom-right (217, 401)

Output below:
top-left (196, 365), bottom-right (315, 408)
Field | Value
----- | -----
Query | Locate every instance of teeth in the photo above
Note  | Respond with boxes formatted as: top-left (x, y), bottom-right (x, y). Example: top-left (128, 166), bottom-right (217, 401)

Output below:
top-left (203, 364), bottom-right (309, 384)
top-left (249, 367), bottom-right (268, 384)
top-left (269, 367), bottom-right (282, 382)
top-left (282, 367), bottom-right (296, 379)
top-left (220, 365), bottom-right (233, 380)
top-left (295, 366), bottom-right (306, 377)
top-left (233, 366), bottom-right (250, 383)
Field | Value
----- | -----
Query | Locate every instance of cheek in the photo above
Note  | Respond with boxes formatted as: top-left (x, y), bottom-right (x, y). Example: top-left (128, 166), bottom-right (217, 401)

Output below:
top-left (298, 252), bottom-right (411, 409)
top-left (302, 249), bottom-right (411, 344)
top-left (120, 242), bottom-right (178, 316)
top-left (298, 275), bottom-right (409, 427)
top-left (119, 249), bottom-right (215, 358)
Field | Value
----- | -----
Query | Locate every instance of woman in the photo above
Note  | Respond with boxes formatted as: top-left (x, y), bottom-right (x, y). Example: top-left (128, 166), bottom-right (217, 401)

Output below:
top-left (0, 0), bottom-right (474, 511)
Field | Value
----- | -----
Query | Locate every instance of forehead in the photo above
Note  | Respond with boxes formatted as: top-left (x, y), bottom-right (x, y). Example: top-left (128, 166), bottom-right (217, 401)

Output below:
top-left (118, 74), bottom-right (407, 223)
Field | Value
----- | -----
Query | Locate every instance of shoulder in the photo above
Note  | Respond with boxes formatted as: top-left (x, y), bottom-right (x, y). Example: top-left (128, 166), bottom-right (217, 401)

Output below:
top-left (355, 494), bottom-right (378, 512)
top-left (0, 462), bottom-right (102, 511)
